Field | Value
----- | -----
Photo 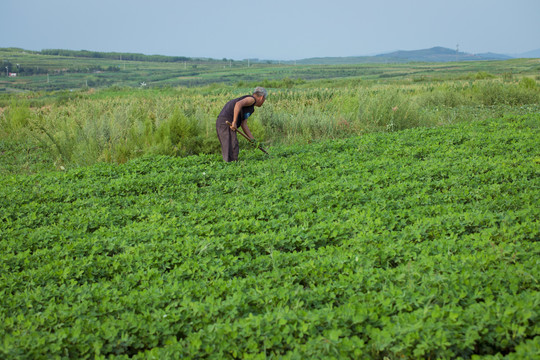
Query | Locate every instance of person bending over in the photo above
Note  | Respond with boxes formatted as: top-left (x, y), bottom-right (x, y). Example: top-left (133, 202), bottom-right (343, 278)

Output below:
top-left (216, 86), bottom-right (267, 162)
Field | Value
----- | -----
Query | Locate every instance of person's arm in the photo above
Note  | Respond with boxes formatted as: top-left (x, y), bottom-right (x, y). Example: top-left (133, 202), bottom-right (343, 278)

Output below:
top-left (240, 121), bottom-right (255, 140)
top-left (230, 96), bottom-right (256, 131)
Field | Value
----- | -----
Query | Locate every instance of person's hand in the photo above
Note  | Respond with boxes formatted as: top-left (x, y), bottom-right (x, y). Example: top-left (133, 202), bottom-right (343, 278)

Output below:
top-left (229, 122), bottom-right (237, 131)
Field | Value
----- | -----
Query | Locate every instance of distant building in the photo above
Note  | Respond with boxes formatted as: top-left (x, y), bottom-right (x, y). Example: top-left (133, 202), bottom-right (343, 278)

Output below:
top-left (8, 73), bottom-right (17, 77)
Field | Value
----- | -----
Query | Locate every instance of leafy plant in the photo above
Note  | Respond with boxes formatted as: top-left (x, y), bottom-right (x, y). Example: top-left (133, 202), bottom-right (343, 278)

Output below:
top-left (1, 114), bottom-right (538, 359)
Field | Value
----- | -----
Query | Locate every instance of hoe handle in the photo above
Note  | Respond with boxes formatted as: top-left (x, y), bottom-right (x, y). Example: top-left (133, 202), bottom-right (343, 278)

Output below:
top-left (226, 121), bottom-right (251, 141)
top-left (226, 121), bottom-right (269, 155)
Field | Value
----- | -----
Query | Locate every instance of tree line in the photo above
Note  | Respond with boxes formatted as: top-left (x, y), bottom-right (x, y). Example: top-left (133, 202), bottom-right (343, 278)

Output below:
top-left (2, 60), bottom-right (120, 76)
top-left (40, 49), bottom-right (191, 63)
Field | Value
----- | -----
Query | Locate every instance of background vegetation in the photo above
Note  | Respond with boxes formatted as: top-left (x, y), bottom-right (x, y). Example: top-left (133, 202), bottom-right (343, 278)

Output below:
top-left (1, 48), bottom-right (539, 171)
top-left (1, 47), bottom-right (539, 92)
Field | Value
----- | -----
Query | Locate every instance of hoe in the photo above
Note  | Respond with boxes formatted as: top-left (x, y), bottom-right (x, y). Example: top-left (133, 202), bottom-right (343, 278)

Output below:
top-left (226, 121), bottom-right (269, 155)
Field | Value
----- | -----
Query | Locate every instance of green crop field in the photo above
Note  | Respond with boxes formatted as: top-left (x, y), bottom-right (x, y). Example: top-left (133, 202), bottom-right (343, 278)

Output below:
top-left (1, 48), bottom-right (539, 359)
top-left (1, 114), bottom-right (539, 359)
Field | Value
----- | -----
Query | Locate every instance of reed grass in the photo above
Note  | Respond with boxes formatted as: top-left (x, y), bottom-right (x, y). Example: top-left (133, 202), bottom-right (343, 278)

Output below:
top-left (1, 79), bottom-right (538, 168)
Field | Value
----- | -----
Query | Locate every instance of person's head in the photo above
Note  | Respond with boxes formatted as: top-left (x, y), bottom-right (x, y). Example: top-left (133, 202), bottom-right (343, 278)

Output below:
top-left (253, 86), bottom-right (267, 107)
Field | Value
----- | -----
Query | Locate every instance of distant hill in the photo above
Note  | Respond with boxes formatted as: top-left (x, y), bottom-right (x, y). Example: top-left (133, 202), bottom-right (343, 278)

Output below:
top-left (294, 46), bottom-right (515, 65)
top-left (511, 49), bottom-right (540, 58)
top-left (378, 47), bottom-right (513, 62)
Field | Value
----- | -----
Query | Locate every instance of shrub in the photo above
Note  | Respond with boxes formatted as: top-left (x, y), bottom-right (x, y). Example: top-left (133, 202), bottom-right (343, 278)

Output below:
top-left (164, 109), bottom-right (201, 155)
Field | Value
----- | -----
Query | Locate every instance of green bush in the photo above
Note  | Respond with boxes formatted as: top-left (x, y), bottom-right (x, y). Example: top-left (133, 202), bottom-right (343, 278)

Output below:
top-left (155, 109), bottom-right (202, 156)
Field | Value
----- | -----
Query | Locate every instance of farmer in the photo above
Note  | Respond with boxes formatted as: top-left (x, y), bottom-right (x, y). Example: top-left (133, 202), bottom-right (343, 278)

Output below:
top-left (216, 86), bottom-right (267, 162)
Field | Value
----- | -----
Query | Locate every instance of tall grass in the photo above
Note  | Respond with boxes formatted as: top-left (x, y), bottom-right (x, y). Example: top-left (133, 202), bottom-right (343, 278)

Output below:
top-left (1, 79), bottom-right (538, 168)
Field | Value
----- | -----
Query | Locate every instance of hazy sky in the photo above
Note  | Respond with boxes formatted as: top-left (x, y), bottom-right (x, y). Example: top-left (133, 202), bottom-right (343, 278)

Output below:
top-left (3, 0), bottom-right (539, 60)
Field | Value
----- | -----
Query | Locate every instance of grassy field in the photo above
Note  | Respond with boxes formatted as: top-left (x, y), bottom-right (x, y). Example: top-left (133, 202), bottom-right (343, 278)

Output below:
top-left (2, 47), bottom-right (540, 92)
top-left (1, 76), bottom-right (538, 171)
top-left (1, 50), bottom-right (539, 358)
